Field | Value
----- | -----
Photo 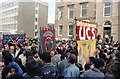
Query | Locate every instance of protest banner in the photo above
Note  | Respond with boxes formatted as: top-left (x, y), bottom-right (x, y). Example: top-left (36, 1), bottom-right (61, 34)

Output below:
top-left (39, 27), bottom-right (56, 53)
top-left (75, 19), bottom-right (97, 65)
top-left (2, 34), bottom-right (25, 47)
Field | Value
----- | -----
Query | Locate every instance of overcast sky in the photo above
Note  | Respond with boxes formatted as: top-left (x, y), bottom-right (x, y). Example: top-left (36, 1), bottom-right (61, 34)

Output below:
top-left (41, 0), bottom-right (55, 24)
top-left (0, 0), bottom-right (55, 24)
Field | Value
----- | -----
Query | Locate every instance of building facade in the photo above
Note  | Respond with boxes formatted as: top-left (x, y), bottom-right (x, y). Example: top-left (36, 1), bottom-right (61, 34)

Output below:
top-left (96, 1), bottom-right (120, 42)
top-left (0, 0), bottom-right (48, 38)
top-left (55, 0), bottom-right (120, 42)
top-left (55, 0), bottom-right (96, 40)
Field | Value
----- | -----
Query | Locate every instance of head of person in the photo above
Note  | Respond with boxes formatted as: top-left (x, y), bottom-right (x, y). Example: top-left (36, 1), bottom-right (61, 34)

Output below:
top-left (2, 65), bottom-right (19, 79)
top-left (104, 48), bottom-right (108, 53)
top-left (26, 59), bottom-right (39, 77)
top-left (4, 44), bottom-right (9, 51)
top-left (31, 46), bottom-right (36, 51)
top-left (106, 55), bottom-right (120, 78)
top-left (84, 63), bottom-right (93, 71)
top-left (16, 44), bottom-right (21, 50)
top-left (3, 52), bottom-right (13, 65)
top-left (56, 49), bottom-right (62, 54)
top-left (60, 54), bottom-right (67, 61)
top-left (26, 56), bottom-right (34, 63)
top-left (89, 57), bottom-right (94, 64)
top-left (50, 51), bottom-right (55, 57)
top-left (67, 54), bottom-right (76, 65)
top-left (27, 46), bottom-right (31, 52)
top-left (93, 58), bottom-right (105, 70)
top-left (75, 63), bottom-right (83, 71)
top-left (41, 52), bottom-right (51, 64)
top-left (33, 50), bottom-right (39, 58)
top-left (9, 46), bottom-right (14, 53)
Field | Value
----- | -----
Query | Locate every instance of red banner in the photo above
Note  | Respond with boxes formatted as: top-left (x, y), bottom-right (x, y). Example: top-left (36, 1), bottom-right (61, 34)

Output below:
top-left (76, 20), bottom-right (97, 41)
top-left (42, 28), bottom-right (55, 52)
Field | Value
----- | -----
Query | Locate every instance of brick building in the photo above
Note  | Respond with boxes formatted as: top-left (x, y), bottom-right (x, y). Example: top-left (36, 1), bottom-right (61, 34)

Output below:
top-left (55, 0), bottom-right (120, 42)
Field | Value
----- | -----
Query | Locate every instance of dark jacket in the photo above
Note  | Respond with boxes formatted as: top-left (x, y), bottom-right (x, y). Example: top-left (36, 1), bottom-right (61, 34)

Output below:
top-left (24, 73), bottom-right (41, 79)
top-left (15, 48), bottom-right (23, 59)
top-left (38, 64), bottom-right (59, 79)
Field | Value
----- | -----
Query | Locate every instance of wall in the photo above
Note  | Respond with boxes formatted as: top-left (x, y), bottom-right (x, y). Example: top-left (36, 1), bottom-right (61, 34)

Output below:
top-left (17, 2), bottom-right (35, 37)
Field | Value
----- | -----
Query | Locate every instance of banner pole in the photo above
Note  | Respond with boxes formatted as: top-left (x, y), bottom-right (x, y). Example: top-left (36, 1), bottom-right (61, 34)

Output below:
top-left (74, 17), bottom-right (79, 63)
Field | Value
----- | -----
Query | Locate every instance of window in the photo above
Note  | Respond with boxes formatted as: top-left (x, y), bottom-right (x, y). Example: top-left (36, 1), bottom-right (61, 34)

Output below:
top-left (104, 21), bottom-right (111, 26)
top-left (68, 7), bottom-right (73, 19)
top-left (35, 18), bottom-right (38, 22)
top-left (15, 8), bottom-right (18, 13)
top-left (68, 0), bottom-right (72, 1)
top-left (36, 10), bottom-right (38, 14)
top-left (59, 0), bottom-right (63, 3)
top-left (69, 25), bottom-right (73, 36)
top-left (81, 5), bottom-right (87, 17)
top-left (103, 21), bottom-right (111, 37)
top-left (35, 25), bottom-right (37, 29)
top-left (58, 8), bottom-right (63, 19)
top-left (36, 3), bottom-right (38, 7)
top-left (35, 32), bottom-right (38, 36)
top-left (14, 16), bottom-right (17, 20)
top-left (104, 3), bottom-right (111, 17)
top-left (59, 25), bottom-right (63, 36)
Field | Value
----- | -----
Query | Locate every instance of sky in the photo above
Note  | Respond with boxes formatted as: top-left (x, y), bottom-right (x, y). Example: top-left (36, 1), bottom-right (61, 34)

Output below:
top-left (41, 0), bottom-right (55, 24)
top-left (0, 0), bottom-right (55, 24)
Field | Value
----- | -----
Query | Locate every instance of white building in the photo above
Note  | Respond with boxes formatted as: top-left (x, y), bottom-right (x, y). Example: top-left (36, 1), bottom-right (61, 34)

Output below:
top-left (0, 0), bottom-right (48, 38)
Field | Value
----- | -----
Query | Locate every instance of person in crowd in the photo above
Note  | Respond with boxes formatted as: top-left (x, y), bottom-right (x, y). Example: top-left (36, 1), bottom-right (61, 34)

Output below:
top-left (3, 52), bottom-right (23, 75)
top-left (9, 45), bottom-right (15, 58)
top-left (24, 58), bottom-right (40, 79)
top-left (25, 46), bottom-right (33, 58)
top-left (38, 52), bottom-right (59, 79)
top-left (50, 51), bottom-right (55, 57)
top-left (80, 58), bottom-right (105, 79)
top-left (106, 52), bottom-right (120, 78)
top-left (84, 63), bottom-right (93, 71)
top-left (94, 47), bottom-right (100, 58)
top-left (4, 44), bottom-right (9, 51)
top-left (1, 36), bottom-right (120, 79)
top-left (15, 44), bottom-right (23, 59)
top-left (63, 54), bottom-right (80, 78)
top-left (58, 54), bottom-right (69, 78)
top-left (99, 49), bottom-right (108, 61)
top-left (19, 50), bottom-right (27, 66)
top-left (89, 57), bottom-right (95, 65)
top-left (51, 49), bottom-right (61, 66)
top-left (75, 63), bottom-right (83, 75)
top-left (32, 50), bottom-right (41, 61)
top-left (2, 44), bottom-right (9, 64)
top-left (6, 73), bottom-right (24, 79)
top-left (2, 65), bottom-right (19, 79)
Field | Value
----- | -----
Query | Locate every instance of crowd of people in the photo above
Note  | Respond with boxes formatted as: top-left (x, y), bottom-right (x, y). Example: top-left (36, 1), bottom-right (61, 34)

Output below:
top-left (0, 35), bottom-right (120, 79)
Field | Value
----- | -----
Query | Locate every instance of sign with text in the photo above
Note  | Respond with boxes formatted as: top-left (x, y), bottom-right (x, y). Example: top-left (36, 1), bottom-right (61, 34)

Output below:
top-left (76, 19), bottom-right (97, 65)
top-left (76, 20), bottom-right (97, 41)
